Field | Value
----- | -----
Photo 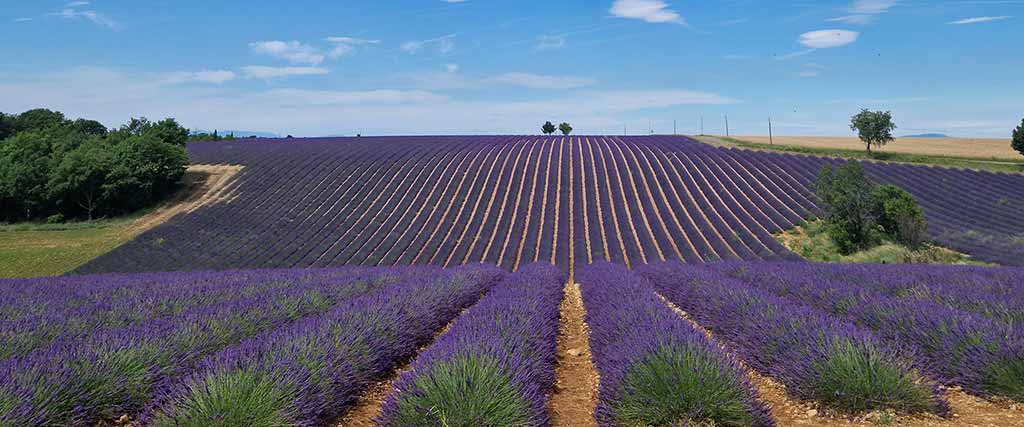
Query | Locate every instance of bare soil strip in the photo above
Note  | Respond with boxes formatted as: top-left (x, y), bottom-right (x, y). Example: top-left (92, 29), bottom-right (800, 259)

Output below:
top-left (333, 310), bottom-right (465, 427)
top-left (125, 164), bottom-right (242, 235)
top-left (657, 295), bottom-right (1024, 427)
top-left (548, 282), bottom-right (599, 427)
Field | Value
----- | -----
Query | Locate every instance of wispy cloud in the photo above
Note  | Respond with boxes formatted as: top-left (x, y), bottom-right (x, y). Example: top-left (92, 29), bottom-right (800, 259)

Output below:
top-left (67, 1), bottom-right (90, 6)
top-left (827, 0), bottom-right (898, 25)
top-left (723, 54), bottom-right (752, 60)
top-left (241, 66), bottom-right (329, 79)
top-left (609, 0), bottom-right (684, 24)
top-left (249, 41), bottom-right (325, 65)
top-left (775, 49), bottom-right (814, 60)
top-left (799, 30), bottom-right (860, 48)
top-left (948, 16), bottom-right (1012, 25)
top-left (14, 17), bottom-right (33, 22)
top-left (401, 34), bottom-right (456, 55)
top-left (324, 36), bottom-right (379, 59)
top-left (488, 72), bottom-right (597, 89)
top-left (798, 70), bottom-right (821, 77)
top-left (162, 70), bottom-right (237, 84)
top-left (535, 34), bottom-right (567, 50)
top-left (445, 64), bottom-right (459, 73)
top-left (50, 8), bottom-right (116, 28)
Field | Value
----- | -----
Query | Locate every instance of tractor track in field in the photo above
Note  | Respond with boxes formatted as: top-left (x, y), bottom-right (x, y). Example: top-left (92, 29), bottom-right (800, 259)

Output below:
top-left (548, 282), bottom-right (599, 427)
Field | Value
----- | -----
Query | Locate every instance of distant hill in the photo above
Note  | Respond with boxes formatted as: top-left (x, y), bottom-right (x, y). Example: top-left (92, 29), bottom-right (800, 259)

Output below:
top-left (900, 133), bottom-right (949, 138)
top-left (192, 129), bottom-right (280, 138)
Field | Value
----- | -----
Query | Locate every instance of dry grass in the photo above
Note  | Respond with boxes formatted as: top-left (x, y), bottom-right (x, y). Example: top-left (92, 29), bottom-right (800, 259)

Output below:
top-left (734, 136), bottom-right (1017, 160)
top-left (0, 164), bottom-right (241, 278)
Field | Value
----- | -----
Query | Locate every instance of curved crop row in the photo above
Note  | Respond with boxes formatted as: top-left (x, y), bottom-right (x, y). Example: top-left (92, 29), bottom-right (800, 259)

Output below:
top-left (578, 262), bottom-right (774, 427)
top-left (145, 264), bottom-right (503, 427)
top-left (716, 263), bottom-right (1024, 402)
top-left (638, 262), bottom-right (949, 416)
top-left (0, 268), bottom-right (414, 427)
top-left (378, 263), bottom-right (563, 426)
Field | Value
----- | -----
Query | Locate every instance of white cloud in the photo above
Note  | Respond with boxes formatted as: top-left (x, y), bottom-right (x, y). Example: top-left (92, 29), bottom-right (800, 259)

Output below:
top-left (163, 70), bottom-right (237, 84)
top-left (67, 1), bottom-right (90, 6)
top-left (249, 41), bottom-right (325, 65)
top-left (805, 63), bottom-right (827, 69)
top-left (240, 66), bottom-right (329, 79)
top-left (257, 89), bottom-right (448, 106)
top-left (401, 34), bottom-right (456, 55)
top-left (948, 16), bottom-right (1012, 25)
top-left (445, 64), bottom-right (459, 73)
top-left (51, 8), bottom-right (116, 28)
top-left (798, 30), bottom-right (860, 48)
top-left (775, 49), bottom-right (814, 60)
top-left (609, 0), bottom-right (684, 24)
top-left (14, 17), bottom-right (33, 22)
top-left (798, 70), bottom-right (821, 77)
top-left (535, 34), bottom-right (567, 50)
top-left (489, 73), bottom-right (597, 89)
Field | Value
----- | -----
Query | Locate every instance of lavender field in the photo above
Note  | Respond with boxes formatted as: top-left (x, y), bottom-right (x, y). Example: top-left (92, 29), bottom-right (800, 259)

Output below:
top-left (74, 135), bottom-right (1024, 275)
top-left (4, 262), bottom-right (1024, 426)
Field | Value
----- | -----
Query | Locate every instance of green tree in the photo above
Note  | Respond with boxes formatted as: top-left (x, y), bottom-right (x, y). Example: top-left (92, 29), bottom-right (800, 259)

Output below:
top-left (0, 113), bottom-right (15, 141)
top-left (49, 138), bottom-right (113, 220)
top-left (850, 109), bottom-right (896, 156)
top-left (0, 132), bottom-right (55, 220)
top-left (872, 185), bottom-right (927, 249)
top-left (559, 122), bottom-right (573, 136)
top-left (815, 161), bottom-right (879, 254)
top-left (14, 108), bottom-right (67, 133)
top-left (1012, 117), bottom-right (1024, 157)
top-left (542, 121), bottom-right (556, 135)
top-left (71, 119), bottom-right (108, 137)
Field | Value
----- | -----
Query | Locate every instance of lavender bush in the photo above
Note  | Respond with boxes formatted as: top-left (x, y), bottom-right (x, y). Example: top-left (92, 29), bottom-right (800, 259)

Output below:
top-left (579, 262), bottom-right (774, 427)
top-left (378, 263), bottom-right (564, 426)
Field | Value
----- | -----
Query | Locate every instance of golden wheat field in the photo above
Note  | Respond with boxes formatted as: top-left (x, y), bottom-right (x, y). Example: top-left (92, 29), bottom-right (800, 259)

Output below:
top-left (734, 136), bottom-right (1017, 160)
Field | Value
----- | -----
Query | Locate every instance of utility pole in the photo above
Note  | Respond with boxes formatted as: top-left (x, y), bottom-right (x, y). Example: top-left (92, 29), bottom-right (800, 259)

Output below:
top-left (623, 124), bottom-right (627, 136)
top-left (673, 119), bottom-right (677, 135)
top-left (768, 117), bottom-right (773, 145)
top-left (649, 120), bottom-right (653, 135)
top-left (725, 115), bottom-right (730, 137)
top-left (700, 115), bottom-right (704, 136)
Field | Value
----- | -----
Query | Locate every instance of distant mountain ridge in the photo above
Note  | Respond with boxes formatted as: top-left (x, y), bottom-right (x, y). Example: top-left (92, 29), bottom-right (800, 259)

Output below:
top-left (900, 133), bottom-right (949, 138)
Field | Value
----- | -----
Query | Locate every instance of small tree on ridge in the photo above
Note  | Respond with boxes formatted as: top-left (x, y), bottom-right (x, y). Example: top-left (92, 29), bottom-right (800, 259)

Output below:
top-left (542, 121), bottom-right (556, 135)
top-left (850, 109), bottom-right (896, 156)
top-left (559, 122), bottom-right (573, 136)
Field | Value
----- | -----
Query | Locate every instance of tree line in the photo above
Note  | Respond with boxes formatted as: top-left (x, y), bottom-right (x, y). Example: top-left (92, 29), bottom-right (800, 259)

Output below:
top-left (0, 109), bottom-right (190, 223)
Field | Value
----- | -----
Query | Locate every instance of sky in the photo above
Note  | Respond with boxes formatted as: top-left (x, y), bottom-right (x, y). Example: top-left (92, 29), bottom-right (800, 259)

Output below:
top-left (1, 0), bottom-right (1021, 137)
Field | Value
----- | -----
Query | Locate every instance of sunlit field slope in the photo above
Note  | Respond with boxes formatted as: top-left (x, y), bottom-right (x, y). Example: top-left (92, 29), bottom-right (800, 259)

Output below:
top-left (75, 135), bottom-right (1024, 274)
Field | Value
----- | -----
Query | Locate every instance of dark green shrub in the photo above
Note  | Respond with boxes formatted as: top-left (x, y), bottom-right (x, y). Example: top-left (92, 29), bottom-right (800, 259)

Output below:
top-left (873, 185), bottom-right (928, 249)
top-left (815, 161), bottom-right (880, 254)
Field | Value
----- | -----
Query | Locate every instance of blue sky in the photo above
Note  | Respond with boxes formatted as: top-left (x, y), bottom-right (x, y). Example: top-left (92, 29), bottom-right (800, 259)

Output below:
top-left (2, 0), bottom-right (1021, 137)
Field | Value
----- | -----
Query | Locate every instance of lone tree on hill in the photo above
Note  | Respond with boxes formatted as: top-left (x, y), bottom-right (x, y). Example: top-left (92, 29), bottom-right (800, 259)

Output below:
top-left (542, 121), bottom-right (556, 135)
top-left (559, 122), bottom-right (573, 136)
top-left (1012, 117), bottom-right (1024, 157)
top-left (850, 109), bottom-right (896, 156)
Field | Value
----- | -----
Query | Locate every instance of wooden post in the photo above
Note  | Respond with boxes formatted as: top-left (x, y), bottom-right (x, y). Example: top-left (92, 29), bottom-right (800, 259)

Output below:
top-left (725, 115), bottom-right (730, 137)
top-left (769, 117), bottom-right (773, 145)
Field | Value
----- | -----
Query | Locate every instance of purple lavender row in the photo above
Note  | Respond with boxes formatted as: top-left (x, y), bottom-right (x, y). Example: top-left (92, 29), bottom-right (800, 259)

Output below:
top-left (718, 263), bottom-right (1024, 402)
top-left (714, 262), bottom-right (1024, 327)
top-left (0, 268), bottom-right (361, 359)
top-left (377, 263), bottom-right (563, 426)
top-left (145, 264), bottom-right (504, 427)
top-left (579, 262), bottom-right (774, 427)
top-left (639, 262), bottom-right (949, 416)
top-left (0, 267), bottom-right (414, 427)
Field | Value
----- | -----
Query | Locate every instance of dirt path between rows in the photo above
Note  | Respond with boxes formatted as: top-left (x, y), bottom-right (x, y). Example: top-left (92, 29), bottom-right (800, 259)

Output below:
top-left (548, 282), bottom-right (599, 427)
top-left (657, 294), bottom-right (1024, 427)
top-left (333, 310), bottom-right (464, 427)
